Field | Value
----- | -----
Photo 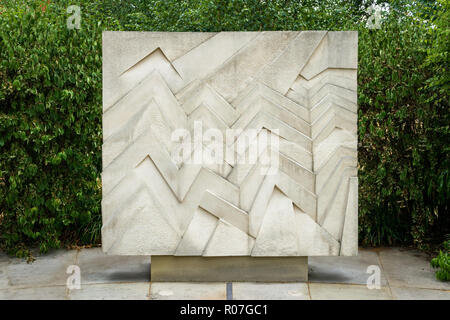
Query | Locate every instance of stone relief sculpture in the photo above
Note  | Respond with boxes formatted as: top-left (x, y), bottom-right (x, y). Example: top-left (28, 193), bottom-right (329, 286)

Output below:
top-left (102, 31), bottom-right (358, 257)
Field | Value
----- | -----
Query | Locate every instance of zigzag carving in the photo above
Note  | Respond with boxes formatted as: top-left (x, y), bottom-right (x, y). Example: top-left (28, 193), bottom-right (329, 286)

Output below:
top-left (102, 31), bottom-right (358, 256)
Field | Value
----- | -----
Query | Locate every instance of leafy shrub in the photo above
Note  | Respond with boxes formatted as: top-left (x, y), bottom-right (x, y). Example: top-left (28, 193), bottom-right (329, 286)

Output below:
top-left (0, 0), bottom-right (448, 256)
top-left (357, 1), bottom-right (450, 250)
top-left (0, 0), bottom-right (111, 256)
top-left (431, 239), bottom-right (450, 281)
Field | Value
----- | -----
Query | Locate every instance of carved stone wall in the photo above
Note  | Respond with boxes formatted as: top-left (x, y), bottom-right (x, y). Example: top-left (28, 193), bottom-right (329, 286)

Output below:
top-left (102, 31), bottom-right (358, 256)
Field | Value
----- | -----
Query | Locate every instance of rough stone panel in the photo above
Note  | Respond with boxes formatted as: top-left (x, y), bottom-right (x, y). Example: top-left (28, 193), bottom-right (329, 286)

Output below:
top-left (102, 31), bottom-right (358, 256)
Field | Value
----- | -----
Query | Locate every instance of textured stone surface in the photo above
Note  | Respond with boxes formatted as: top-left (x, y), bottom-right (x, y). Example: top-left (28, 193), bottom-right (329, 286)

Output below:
top-left (69, 283), bottom-right (150, 300)
top-left (0, 286), bottom-right (67, 300)
top-left (102, 31), bottom-right (358, 256)
top-left (151, 256), bottom-right (307, 282)
top-left (308, 283), bottom-right (392, 300)
top-left (379, 247), bottom-right (450, 290)
top-left (0, 249), bottom-right (77, 289)
top-left (76, 248), bottom-right (150, 284)
top-left (309, 249), bottom-right (388, 285)
top-left (0, 251), bottom-right (8, 263)
top-left (233, 283), bottom-right (310, 300)
top-left (390, 287), bottom-right (450, 300)
top-left (150, 282), bottom-right (226, 300)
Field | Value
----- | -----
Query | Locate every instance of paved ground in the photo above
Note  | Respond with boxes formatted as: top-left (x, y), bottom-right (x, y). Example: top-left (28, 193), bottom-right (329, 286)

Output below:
top-left (0, 247), bottom-right (448, 300)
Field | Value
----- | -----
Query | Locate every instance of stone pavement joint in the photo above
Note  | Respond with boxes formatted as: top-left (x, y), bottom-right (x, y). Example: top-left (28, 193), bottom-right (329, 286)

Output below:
top-left (375, 247), bottom-right (394, 298)
top-left (226, 282), bottom-right (233, 300)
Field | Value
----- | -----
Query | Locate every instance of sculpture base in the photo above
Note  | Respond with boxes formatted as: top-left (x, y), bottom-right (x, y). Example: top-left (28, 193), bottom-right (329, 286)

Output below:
top-left (151, 256), bottom-right (308, 282)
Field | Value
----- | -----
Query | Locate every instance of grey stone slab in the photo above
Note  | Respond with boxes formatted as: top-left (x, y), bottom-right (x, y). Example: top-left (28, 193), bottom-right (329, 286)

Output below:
top-left (150, 282), bottom-right (226, 300)
top-left (151, 256), bottom-right (308, 282)
top-left (1, 249), bottom-right (77, 289)
top-left (0, 269), bottom-right (8, 289)
top-left (391, 286), bottom-right (450, 300)
top-left (0, 254), bottom-right (10, 289)
top-left (0, 286), bottom-right (67, 300)
top-left (232, 283), bottom-right (309, 300)
top-left (69, 282), bottom-right (150, 300)
top-left (0, 250), bottom-right (11, 288)
top-left (309, 248), bottom-right (387, 285)
top-left (309, 283), bottom-right (392, 300)
top-left (77, 248), bottom-right (150, 284)
top-left (379, 247), bottom-right (450, 290)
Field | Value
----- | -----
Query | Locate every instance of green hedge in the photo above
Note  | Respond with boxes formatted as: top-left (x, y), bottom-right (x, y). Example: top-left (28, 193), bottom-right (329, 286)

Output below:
top-left (0, 0), bottom-right (448, 257)
top-left (0, 0), bottom-right (106, 255)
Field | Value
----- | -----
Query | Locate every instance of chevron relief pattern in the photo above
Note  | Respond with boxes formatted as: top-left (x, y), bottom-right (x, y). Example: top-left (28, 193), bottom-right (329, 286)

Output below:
top-left (102, 31), bottom-right (358, 256)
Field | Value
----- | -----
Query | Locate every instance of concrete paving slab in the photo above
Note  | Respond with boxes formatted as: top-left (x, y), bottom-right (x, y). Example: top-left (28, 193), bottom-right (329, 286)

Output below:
top-left (232, 283), bottom-right (309, 300)
top-left (76, 248), bottom-right (150, 284)
top-left (0, 286), bottom-right (67, 300)
top-left (69, 282), bottom-right (150, 300)
top-left (0, 250), bottom-right (11, 288)
top-left (309, 248), bottom-right (387, 285)
top-left (0, 251), bottom-right (9, 263)
top-left (309, 283), bottom-right (392, 300)
top-left (0, 247), bottom-right (447, 300)
top-left (391, 286), bottom-right (450, 300)
top-left (379, 247), bottom-right (450, 290)
top-left (0, 256), bottom-right (9, 289)
top-left (151, 256), bottom-right (308, 282)
top-left (0, 270), bottom-right (8, 289)
top-left (1, 249), bottom-right (77, 289)
top-left (150, 282), bottom-right (226, 300)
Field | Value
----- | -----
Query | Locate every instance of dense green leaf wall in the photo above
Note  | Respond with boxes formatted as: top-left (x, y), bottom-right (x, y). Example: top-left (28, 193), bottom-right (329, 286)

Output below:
top-left (0, 0), bottom-right (448, 256)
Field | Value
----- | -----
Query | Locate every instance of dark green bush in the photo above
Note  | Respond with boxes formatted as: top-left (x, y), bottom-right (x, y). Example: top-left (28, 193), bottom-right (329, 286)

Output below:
top-left (357, 1), bottom-right (450, 249)
top-left (0, 0), bottom-right (109, 256)
top-left (0, 0), bottom-right (448, 256)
